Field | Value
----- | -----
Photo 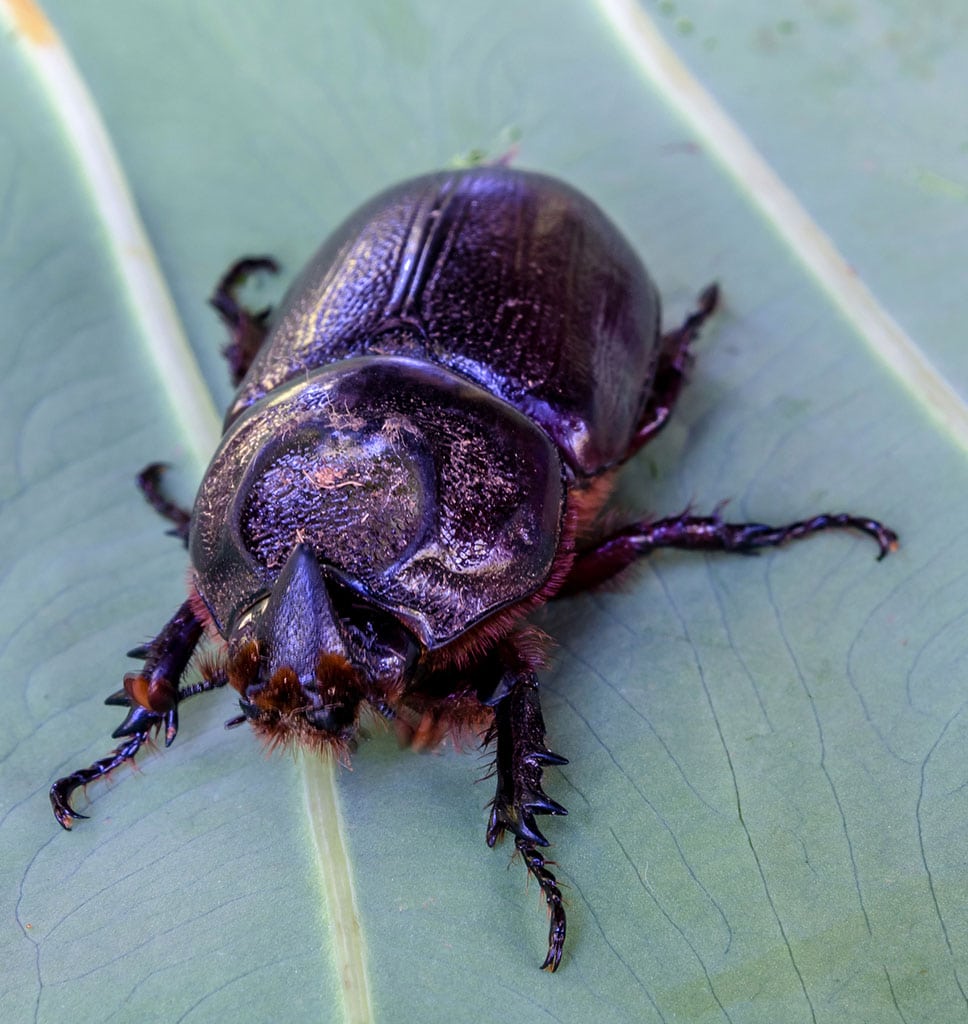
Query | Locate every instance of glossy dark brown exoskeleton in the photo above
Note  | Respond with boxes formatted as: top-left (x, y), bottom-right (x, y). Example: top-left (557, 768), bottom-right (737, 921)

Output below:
top-left (50, 167), bottom-right (897, 971)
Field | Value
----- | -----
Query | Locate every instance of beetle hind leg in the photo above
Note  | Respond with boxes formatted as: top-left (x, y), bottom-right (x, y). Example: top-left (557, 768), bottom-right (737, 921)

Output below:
top-left (210, 256), bottom-right (279, 385)
top-left (485, 671), bottom-right (569, 970)
top-left (627, 283), bottom-right (719, 459)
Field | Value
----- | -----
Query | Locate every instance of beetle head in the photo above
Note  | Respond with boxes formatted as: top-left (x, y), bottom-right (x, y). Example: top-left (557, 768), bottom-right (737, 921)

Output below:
top-left (225, 543), bottom-right (413, 755)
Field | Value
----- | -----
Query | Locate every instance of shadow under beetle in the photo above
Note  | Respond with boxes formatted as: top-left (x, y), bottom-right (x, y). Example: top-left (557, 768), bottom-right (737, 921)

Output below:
top-left (50, 166), bottom-right (898, 971)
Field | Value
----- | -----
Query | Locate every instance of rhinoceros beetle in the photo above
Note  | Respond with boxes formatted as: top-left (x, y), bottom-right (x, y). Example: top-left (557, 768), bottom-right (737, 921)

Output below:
top-left (50, 166), bottom-right (897, 971)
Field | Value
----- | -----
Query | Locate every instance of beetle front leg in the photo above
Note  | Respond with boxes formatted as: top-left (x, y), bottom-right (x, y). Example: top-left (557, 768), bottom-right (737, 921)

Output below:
top-left (210, 256), bottom-right (279, 385)
top-left (49, 599), bottom-right (225, 829)
top-left (50, 732), bottom-right (154, 830)
top-left (557, 510), bottom-right (898, 596)
top-left (485, 671), bottom-right (569, 970)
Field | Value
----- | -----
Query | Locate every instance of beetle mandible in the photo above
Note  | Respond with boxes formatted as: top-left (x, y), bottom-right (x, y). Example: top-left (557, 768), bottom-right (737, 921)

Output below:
top-left (50, 166), bottom-right (897, 971)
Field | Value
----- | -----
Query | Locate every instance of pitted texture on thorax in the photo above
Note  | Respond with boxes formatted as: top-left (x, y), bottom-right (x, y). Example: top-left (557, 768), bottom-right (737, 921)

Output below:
top-left (193, 357), bottom-right (565, 648)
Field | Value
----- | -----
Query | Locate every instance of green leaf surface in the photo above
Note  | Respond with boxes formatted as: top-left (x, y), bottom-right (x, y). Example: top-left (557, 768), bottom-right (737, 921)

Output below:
top-left (1, 2), bottom-right (965, 1022)
top-left (646, 0), bottom-right (968, 397)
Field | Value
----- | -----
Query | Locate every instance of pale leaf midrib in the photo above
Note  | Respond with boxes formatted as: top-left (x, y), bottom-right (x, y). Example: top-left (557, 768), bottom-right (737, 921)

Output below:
top-left (2, 2), bottom-right (370, 1021)
top-left (2, 0), bottom-right (220, 468)
top-left (596, 0), bottom-right (968, 453)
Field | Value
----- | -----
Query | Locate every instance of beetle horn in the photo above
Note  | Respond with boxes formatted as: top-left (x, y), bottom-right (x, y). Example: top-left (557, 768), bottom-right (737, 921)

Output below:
top-left (259, 543), bottom-right (350, 682)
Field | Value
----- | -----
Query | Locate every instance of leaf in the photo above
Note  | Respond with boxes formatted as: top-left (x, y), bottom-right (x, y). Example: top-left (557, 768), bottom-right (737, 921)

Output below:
top-left (1, 2), bottom-right (965, 1022)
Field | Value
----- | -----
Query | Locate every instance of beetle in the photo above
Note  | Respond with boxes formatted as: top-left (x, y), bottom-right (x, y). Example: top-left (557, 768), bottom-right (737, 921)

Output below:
top-left (50, 166), bottom-right (897, 971)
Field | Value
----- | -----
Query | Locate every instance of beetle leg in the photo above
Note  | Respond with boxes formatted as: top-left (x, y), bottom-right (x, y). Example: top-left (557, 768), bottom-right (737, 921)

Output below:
top-left (137, 463), bottom-right (191, 544)
top-left (210, 256), bottom-right (279, 385)
top-left (628, 283), bottom-right (719, 457)
top-left (50, 732), bottom-right (152, 830)
top-left (557, 510), bottom-right (899, 595)
top-left (117, 598), bottom-right (206, 720)
top-left (49, 599), bottom-right (225, 829)
top-left (484, 671), bottom-right (569, 970)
